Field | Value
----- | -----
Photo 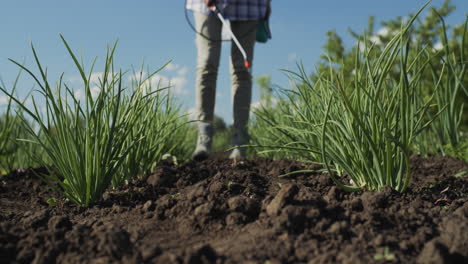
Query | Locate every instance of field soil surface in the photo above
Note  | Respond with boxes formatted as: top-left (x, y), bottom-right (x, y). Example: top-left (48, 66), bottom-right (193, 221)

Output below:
top-left (1, 155), bottom-right (467, 264)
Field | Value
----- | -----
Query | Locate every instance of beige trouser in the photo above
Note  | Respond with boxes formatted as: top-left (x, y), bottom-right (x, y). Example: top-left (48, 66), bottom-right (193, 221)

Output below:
top-left (194, 12), bottom-right (257, 131)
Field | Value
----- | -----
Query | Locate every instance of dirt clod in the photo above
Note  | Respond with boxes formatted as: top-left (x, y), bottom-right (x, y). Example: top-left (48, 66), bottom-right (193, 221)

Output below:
top-left (417, 240), bottom-right (453, 264)
top-left (266, 184), bottom-right (299, 216)
top-left (185, 244), bottom-right (218, 264)
top-left (142, 200), bottom-right (155, 212)
top-left (439, 203), bottom-right (468, 256)
top-left (147, 166), bottom-right (177, 187)
top-left (48, 216), bottom-right (72, 231)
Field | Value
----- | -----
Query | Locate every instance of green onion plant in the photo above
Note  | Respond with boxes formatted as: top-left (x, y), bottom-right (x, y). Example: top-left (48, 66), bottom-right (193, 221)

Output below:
top-left (0, 73), bottom-right (39, 172)
top-left (322, 6), bottom-right (438, 192)
top-left (250, 88), bottom-right (322, 160)
top-left (427, 15), bottom-right (467, 155)
top-left (254, 2), bottom-right (437, 192)
top-left (0, 36), bottom-right (178, 206)
top-left (0, 76), bottom-right (18, 173)
top-left (249, 72), bottom-right (323, 159)
top-left (112, 67), bottom-right (192, 187)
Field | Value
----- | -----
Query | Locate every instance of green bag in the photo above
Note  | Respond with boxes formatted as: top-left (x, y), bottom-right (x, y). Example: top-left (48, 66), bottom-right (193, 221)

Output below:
top-left (256, 19), bottom-right (271, 43)
top-left (256, 1), bottom-right (271, 43)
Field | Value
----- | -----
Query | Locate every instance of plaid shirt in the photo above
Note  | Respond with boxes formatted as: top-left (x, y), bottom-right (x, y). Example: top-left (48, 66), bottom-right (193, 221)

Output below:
top-left (186, 0), bottom-right (268, 21)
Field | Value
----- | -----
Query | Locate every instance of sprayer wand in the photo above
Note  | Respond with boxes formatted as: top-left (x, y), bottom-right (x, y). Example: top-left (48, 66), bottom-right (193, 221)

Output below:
top-left (209, 5), bottom-right (251, 69)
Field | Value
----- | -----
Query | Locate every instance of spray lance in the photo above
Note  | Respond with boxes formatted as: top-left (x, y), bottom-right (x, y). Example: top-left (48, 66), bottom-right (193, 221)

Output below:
top-left (207, 1), bottom-right (251, 69)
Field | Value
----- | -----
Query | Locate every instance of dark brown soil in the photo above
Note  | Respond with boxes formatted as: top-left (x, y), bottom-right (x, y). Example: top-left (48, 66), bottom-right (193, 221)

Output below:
top-left (1, 155), bottom-right (467, 264)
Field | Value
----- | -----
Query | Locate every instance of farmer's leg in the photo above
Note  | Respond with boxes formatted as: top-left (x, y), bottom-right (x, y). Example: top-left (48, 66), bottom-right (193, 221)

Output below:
top-left (192, 12), bottom-right (222, 160)
top-left (229, 20), bottom-right (257, 158)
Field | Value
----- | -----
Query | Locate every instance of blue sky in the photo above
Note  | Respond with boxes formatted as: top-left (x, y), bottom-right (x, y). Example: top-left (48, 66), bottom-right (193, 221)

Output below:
top-left (1, 0), bottom-right (467, 123)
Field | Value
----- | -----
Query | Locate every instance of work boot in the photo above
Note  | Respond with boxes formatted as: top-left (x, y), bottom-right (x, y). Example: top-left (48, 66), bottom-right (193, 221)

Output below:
top-left (192, 123), bottom-right (213, 161)
top-left (229, 129), bottom-right (249, 159)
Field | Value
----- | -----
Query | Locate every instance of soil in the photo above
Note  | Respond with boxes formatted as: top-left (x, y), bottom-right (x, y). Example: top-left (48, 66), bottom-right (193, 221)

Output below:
top-left (0, 155), bottom-right (467, 264)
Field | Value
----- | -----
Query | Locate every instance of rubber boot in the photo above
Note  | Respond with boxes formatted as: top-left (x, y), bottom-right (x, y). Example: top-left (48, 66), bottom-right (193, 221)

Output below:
top-left (229, 129), bottom-right (249, 159)
top-left (192, 123), bottom-right (213, 161)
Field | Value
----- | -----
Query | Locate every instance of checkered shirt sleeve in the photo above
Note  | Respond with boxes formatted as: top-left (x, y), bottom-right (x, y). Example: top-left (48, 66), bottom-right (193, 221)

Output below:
top-left (186, 0), bottom-right (268, 21)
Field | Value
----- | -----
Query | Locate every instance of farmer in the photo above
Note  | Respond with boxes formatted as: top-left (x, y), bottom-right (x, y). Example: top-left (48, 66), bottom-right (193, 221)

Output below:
top-left (187, 0), bottom-right (270, 160)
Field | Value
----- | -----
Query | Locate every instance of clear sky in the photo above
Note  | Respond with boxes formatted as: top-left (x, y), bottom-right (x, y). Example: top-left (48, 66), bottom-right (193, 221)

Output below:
top-left (1, 0), bottom-right (467, 123)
